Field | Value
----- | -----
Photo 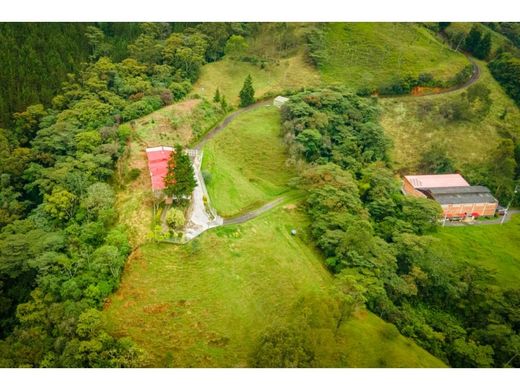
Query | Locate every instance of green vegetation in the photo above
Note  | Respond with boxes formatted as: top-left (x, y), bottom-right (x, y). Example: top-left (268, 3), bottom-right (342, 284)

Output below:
top-left (380, 61), bottom-right (520, 202)
top-left (312, 23), bottom-right (469, 91)
top-left (282, 88), bottom-right (520, 367)
top-left (0, 22), bottom-right (236, 367)
top-left (193, 54), bottom-right (321, 105)
top-left (489, 53), bottom-right (520, 106)
top-left (164, 145), bottom-right (196, 200)
top-left (103, 206), bottom-right (443, 367)
top-left (202, 106), bottom-right (296, 217)
top-left (433, 215), bottom-right (520, 289)
top-left (239, 75), bottom-right (256, 107)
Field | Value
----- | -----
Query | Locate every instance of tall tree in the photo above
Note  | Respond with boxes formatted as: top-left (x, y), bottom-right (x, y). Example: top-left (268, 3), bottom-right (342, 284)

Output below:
top-left (163, 145), bottom-right (196, 200)
top-left (239, 74), bottom-right (255, 107)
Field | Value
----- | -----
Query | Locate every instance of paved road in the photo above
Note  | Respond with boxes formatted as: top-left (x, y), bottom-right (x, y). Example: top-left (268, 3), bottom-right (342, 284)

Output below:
top-left (443, 209), bottom-right (520, 227)
top-left (223, 197), bottom-right (286, 226)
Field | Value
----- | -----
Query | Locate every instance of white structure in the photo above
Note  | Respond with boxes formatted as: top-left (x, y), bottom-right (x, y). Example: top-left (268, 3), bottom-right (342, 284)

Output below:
top-left (273, 96), bottom-right (289, 108)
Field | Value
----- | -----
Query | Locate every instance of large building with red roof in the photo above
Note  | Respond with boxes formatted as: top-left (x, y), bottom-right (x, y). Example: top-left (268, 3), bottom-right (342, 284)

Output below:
top-left (146, 146), bottom-right (174, 191)
top-left (403, 173), bottom-right (498, 219)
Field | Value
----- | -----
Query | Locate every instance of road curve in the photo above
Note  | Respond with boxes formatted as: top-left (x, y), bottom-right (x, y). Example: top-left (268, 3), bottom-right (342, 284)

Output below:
top-left (379, 55), bottom-right (480, 99)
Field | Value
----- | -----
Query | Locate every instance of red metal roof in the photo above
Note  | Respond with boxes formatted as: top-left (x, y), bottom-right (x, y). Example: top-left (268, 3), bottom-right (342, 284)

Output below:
top-left (404, 174), bottom-right (469, 189)
top-left (146, 146), bottom-right (174, 191)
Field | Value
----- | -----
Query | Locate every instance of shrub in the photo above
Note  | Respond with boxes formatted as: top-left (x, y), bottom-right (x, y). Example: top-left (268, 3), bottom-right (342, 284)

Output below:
top-left (127, 168), bottom-right (141, 181)
top-left (166, 208), bottom-right (186, 229)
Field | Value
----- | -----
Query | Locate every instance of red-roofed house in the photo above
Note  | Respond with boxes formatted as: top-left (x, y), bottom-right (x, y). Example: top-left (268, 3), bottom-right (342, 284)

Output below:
top-left (146, 146), bottom-right (174, 192)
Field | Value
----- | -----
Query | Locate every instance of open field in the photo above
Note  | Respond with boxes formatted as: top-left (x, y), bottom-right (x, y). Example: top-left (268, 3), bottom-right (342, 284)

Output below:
top-left (103, 206), bottom-right (444, 367)
top-left (318, 23), bottom-right (469, 90)
top-left (202, 105), bottom-right (297, 217)
top-left (193, 53), bottom-right (321, 106)
top-left (432, 215), bottom-right (520, 290)
top-left (380, 59), bottom-right (520, 173)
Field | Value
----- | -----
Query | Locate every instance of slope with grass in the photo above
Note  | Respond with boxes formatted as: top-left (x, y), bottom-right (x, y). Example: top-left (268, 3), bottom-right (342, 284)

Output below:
top-left (193, 54), bottom-right (321, 106)
top-left (380, 59), bottom-right (520, 173)
top-left (201, 105), bottom-right (296, 217)
top-left (318, 23), bottom-right (469, 90)
top-left (103, 205), bottom-right (444, 367)
top-left (432, 215), bottom-right (520, 290)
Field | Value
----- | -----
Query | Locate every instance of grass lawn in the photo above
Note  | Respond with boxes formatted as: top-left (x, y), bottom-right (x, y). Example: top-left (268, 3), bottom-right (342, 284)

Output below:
top-left (380, 59), bottom-right (520, 173)
top-left (432, 215), bottom-right (520, 290)
top-left (193, 53), bottom-right (321, 106)
top-left (103, 205), bottom-right (444, 367)
top-left (202, 105), bottom-right (297, 217)
top-left (318, 23), bottom-right (469, 90)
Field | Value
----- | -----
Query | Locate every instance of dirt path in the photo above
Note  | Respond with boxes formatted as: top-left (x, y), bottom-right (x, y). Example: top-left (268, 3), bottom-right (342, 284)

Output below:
top-left (379, 55), bottom-right (480, 99)
top-left (193, 100), bottom-right (271, 150)
top-left (223, 197), bottom-right (286, 226)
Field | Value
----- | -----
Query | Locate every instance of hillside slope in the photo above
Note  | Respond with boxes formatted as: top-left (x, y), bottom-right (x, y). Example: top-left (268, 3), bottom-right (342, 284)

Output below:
top-left (317, 23), bottom-right (469, 90)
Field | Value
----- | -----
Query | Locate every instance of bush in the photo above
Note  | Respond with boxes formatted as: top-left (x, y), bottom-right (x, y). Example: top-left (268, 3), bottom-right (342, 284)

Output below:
top-left (169, 80), bottom-right (192, 101)
top-left (127, 168), bottom-right (141, 181)
top-left (166, 208), bottom-right (186, 229)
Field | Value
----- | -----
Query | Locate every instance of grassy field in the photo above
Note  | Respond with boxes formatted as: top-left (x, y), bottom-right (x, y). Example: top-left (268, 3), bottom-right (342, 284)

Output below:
top-left (193, 54), bottom-right (321, 106)
top-left (202, 105), bottom-right (297, 217)
top-left (103, 205), bottom-right (444, 367)
top-left (318, 23), bottom-right (469, 90)
top-left (380, 59), bottom-right (520, 173)
top-left (432, 215), bottom-right (520, 290)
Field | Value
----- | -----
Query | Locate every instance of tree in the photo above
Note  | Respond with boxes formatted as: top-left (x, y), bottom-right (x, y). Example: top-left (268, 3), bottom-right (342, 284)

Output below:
top-left (224, 35), bottom-right (248, 59)
top-left (213, 88), bottom-right (221, 103)
top-left (465, 25), bottom-right (482, 54)
top-left (239, 74), bottom-right (255, 107)
top-left (475, 32), bottom-right (492, 60)
top-left (85, 26), bottom-right (112, 60)
top-left (42, 188), bottom-right (77, 222)
top-left (163, 145), bottom-right (196, 201)
top-left (251, 324), bottom-right (315, 368)
top-left (419, 143), bottom-right (455, 174)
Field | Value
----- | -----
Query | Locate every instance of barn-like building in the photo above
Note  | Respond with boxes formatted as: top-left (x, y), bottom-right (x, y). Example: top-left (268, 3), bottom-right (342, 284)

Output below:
top-left (402, 174), bottom-right (498, 219)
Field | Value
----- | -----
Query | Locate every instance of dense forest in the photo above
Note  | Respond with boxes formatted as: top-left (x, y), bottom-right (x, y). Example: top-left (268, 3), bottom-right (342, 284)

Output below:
top-left (266, 89), bottom-right (520, 367)
top-left (0, 22), bottom-right (252, 367)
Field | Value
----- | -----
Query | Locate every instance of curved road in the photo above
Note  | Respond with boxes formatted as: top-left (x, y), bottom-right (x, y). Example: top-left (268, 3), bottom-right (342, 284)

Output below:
top-left (191, 54), bottom-right (483, 230)
top-left (379, 54), bottom-right (480, 99)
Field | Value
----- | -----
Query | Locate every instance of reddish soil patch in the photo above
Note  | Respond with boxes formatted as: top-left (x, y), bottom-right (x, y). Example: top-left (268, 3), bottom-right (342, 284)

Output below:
top-left (411, 86), bottom-right (443, 96)
top-left (143, 303), bottom-right (172, 314)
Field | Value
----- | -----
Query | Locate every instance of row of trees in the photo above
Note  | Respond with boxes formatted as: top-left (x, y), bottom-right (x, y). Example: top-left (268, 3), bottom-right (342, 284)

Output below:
top-left (252, 88), bottom-right (520, 368)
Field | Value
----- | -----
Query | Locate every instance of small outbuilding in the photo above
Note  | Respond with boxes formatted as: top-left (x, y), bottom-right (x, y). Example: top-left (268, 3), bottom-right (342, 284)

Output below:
top-left (273, 96), bottom-right (289, 108)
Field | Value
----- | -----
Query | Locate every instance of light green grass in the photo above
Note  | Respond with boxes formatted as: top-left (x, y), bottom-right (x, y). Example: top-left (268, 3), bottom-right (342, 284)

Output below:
top-left (380, 59), bottom-right (520, 172)
top-left (432, 215), bottom-right (520, 290)
top-left (202, 105), bottom-right (296, 217)
top-left (319, 23), bottom-right (469, 89)
top-left (103, 206), bottom-right (444, 367)
top-left (193, 54), bottom-right (321, 106)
